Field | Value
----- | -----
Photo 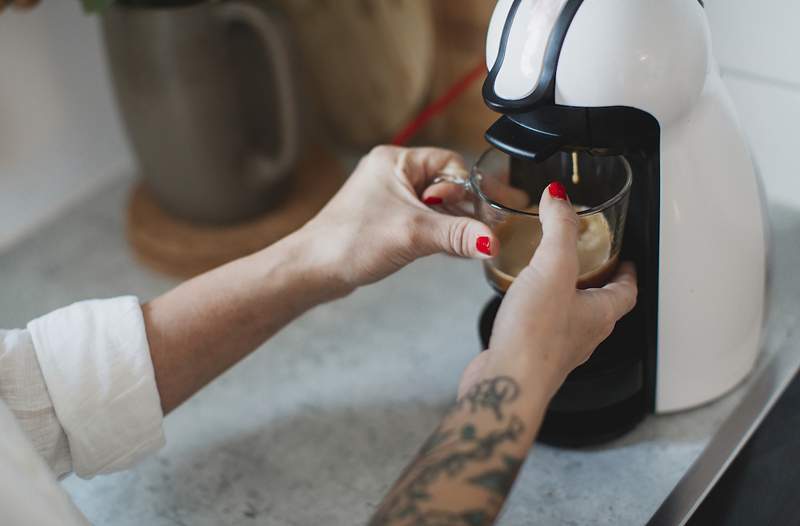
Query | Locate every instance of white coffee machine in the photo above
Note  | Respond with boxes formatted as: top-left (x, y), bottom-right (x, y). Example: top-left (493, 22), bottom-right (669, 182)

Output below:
top-left (480, 0), bottom-right (767, 445)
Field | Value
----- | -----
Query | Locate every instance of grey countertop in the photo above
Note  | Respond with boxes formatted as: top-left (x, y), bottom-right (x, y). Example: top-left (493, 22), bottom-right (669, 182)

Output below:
top-left (1, 177), bottom-right (798, 526)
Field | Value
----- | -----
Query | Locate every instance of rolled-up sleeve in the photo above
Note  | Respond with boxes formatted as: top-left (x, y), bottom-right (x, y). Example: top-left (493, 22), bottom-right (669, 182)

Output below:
top-left (26, 296), bottom-right (165, 479)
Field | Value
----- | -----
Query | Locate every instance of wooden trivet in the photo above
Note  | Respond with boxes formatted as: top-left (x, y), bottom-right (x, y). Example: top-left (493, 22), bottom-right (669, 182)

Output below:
top-left (127, 147), bottom-right (345, 278)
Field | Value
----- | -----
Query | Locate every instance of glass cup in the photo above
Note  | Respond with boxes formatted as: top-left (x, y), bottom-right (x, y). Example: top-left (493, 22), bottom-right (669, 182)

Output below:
top-left (435, 148), bottom-right (632, 293)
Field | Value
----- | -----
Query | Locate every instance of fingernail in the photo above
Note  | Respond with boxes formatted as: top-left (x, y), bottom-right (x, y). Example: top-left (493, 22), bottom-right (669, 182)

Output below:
top-left (424, 196), bottom-right (443, 206)
top-left (548, 182), bottom-right (568, 201)
top-left (476, 236), bottom-right (492, 256)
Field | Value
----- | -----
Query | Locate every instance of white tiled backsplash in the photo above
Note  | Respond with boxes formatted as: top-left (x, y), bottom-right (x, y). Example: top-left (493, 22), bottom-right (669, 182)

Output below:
top-left (705, 0), bottom-right (800, 210)
top-left (0, 1), bottom-right (797, 252)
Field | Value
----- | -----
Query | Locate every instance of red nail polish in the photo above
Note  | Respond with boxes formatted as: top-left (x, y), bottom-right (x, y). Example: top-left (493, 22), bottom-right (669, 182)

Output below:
top-left (476, 236), bottom-right (492, 256)
top-left (424, 196), bottom-right (443, 205)
top-left (548, 182), bottom-right (568, 200)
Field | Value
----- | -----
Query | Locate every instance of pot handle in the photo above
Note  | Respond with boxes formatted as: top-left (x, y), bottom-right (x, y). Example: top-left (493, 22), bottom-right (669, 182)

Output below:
top-left (217, 2), bottom-right (301, 189)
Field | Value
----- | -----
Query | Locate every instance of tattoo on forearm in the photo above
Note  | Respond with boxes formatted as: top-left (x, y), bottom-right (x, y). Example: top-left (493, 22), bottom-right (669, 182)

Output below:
top-left (459, 376), bottom-right (520, 420)
top-left (368, 377), bottom-right (526, 526)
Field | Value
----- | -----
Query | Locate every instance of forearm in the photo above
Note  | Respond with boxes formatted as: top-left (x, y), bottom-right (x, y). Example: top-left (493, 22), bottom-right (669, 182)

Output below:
top-left (143, 228), bottom-right (350, 414)
top-left (370, 358), bottom-right (554, 526)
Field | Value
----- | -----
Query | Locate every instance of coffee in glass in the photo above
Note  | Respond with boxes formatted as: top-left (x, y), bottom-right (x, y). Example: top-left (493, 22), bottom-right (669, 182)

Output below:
top-left (435, 148), bottom-right (632, 293)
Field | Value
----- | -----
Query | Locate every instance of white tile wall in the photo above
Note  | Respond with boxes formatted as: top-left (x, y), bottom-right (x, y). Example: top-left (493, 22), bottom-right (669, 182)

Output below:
top-left (706, 0), bottom-right (800, 208)
top-left (706, 0), bottom-right (800, 87)
top-left (723, 76), bottom-right (800, 205)
top-left (0, 2), bottom-right (131, 251)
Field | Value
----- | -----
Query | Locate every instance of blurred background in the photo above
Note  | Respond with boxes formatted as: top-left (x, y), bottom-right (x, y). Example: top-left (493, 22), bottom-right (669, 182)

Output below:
top-left (2, 0), bottom-right (797, 255)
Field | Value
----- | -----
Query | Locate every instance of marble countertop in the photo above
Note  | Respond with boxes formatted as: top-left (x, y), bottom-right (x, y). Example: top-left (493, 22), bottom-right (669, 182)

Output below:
top-left (1, 178), bottom-right (798, 526)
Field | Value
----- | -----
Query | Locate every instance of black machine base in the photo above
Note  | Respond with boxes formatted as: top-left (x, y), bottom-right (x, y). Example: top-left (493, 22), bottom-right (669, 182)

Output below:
top-left (537, 390), bottom-right (645, 448)
top-left (479, 296), bottom-right (646, 448)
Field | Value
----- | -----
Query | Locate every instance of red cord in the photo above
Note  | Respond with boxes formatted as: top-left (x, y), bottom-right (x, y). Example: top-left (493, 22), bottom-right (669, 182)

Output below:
top-left (391, 60), bottom-right (487, 146)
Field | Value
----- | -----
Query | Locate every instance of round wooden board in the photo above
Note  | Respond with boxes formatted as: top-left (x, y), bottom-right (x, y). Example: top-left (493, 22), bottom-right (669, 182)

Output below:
top-left (127, 147), bottom-right (345, 278)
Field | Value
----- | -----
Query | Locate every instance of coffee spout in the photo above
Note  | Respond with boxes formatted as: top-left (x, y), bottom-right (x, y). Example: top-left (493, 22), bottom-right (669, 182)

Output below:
top-left (485, 116), bottom-right (563, 162)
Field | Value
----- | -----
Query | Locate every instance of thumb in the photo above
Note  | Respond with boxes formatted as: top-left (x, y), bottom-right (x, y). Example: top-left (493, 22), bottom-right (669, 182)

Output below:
top-left (529, 182), bottom-right (580, 284)
top-left (417, 212), bottom-right (496, 259)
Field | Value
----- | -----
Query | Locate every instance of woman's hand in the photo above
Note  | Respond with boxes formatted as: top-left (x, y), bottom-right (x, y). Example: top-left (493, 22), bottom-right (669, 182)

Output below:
top-left (458, 183), bottom-right (638, 400)
top-left (300, 146), bottom-right (495, 292)
top-left (371, 186), bottom-right (636, 526)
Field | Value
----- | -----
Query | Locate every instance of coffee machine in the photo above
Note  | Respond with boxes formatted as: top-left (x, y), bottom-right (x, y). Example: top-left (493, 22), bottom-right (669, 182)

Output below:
top-left (479, 0), bottom-right (767, 446)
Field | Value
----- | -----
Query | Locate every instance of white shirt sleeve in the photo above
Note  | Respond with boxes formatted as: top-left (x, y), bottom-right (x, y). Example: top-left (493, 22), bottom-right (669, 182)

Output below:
top-left (0, 328), bottom-right (72, 477)
top-left (0, 402), bottom-right (91, 526)
top-left (5, 296), bottom-right (166, 479)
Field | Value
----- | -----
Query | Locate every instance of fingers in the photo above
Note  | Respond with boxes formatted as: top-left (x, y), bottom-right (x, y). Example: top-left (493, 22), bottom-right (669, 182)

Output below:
top-left (580, 262), bottom-right (638, 325)
top-left (408, 147), bottom-right (467, 185)
top-left (421, 178), bottom-right (470, 207)
top-left (480, 175), bottom-right (531, 210)
top-left (415, 212), bottom-right (496, 260)
top-left (529, 183), bottom-right (580, 285)
top-left (366, 145), bottom-right (472, 199)
top-left (596, 262), bottom-right (638, 319)
top-left (422, 171), bottom-right (531, 212)
top-left (399, 147), bottom-right (467, 192)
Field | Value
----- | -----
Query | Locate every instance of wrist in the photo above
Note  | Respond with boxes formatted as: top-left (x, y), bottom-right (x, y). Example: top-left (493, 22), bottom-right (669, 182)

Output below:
top-left (483, 347), bottom-right (567, 404)
top-left (250, 226), bottom-right (355, 305)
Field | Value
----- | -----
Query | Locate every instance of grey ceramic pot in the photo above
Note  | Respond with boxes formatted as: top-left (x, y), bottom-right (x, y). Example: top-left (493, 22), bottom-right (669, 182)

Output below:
top-left (103, 0), bottom-right (301, 224)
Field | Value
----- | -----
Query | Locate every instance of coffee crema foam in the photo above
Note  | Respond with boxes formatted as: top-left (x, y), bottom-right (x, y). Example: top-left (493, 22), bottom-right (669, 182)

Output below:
top-left (485, 205), bottom-right (619, 292)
